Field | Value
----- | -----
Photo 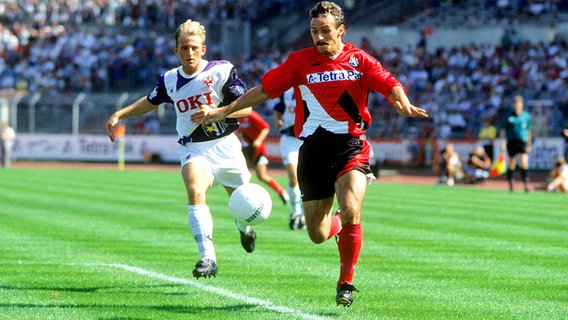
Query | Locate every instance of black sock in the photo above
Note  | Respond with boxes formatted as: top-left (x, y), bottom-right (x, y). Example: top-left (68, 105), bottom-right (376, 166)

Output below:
top-left (521, 168), bottom-right (529, 183)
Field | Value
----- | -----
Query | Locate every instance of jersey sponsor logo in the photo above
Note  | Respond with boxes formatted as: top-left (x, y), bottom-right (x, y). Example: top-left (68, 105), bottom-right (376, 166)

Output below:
top-left (175, 92), bottom-right (214, 113)
top-left (306, 70), bottom-right (362, 84)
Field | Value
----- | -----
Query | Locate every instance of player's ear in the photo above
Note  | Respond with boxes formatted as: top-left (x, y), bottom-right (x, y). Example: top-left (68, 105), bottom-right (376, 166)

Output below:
top-left (202, 44), bottom-right (207, 55)
top-left (337, 24), bottom-right (345, 38)
top-left (174, 46), bottom-right (179, 56)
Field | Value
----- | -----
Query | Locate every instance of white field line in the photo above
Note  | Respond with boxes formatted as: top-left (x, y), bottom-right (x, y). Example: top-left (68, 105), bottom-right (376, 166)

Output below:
top-left (8, 261), bottom-right (331, 320)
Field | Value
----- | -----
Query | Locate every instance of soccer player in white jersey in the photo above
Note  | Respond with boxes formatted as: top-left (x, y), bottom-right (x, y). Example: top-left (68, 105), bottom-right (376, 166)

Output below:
top-left (272, 87), bottom-right (305, 230)
top-left (105, 19), bottom-right (256, 280)
top-left (191, 1), bottom-right (427, 307)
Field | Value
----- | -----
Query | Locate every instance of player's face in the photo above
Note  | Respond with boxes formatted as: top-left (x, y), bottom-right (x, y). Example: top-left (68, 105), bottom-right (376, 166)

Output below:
top-left (175, 34), bottom-right (206, 74)
top-left (310, 15), bottom-right (344, 57)
top-left (513, 99), bottom-right (523, 114)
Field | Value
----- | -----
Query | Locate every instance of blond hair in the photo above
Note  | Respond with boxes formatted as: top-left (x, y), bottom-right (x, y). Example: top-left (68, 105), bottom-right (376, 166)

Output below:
top-left (175, 19), bottom-right (206, 46)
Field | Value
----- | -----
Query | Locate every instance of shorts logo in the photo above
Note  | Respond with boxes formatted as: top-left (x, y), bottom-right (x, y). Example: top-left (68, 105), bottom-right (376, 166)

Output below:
top-left (306, 70), bottom-right (362, 84)
top-left (348, 56), bottom-right (360, 68)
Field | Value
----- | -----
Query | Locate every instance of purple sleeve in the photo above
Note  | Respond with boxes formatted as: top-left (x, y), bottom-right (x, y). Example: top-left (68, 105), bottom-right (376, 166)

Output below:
top-left (272, 94), bottom-right (285, 113)
top-left (220, 67), bottom-right (247, 106)
top-left (147, 74), bottom-right (173, 105)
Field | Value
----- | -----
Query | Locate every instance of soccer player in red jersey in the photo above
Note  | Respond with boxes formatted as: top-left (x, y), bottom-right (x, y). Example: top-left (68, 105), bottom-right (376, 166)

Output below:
top-left (191, 1), bottom-right (428, 307)
top-left (237, 109), bottom-right (290, 205)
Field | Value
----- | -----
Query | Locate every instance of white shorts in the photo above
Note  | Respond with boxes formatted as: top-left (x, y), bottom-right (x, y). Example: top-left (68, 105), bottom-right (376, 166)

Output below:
top-left (279, 135), bottom-right (303, 166)
top-left (257, 154), bottom-right (269, 167)
top-left (178, 133), bottom-right (251, 188)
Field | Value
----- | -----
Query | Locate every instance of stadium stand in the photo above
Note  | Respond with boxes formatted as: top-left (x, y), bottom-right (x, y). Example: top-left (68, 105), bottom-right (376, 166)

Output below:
top-left (0, 0), bottom-right (567, 139)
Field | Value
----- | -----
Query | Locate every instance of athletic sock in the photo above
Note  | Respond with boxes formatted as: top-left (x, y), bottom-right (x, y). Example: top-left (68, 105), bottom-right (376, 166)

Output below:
top-left (337, 223), bottom-right (362, 285)
top-left (187, 205), bottom-right (216, 262)
top-left (506, 169), bottom-right (514, 183)
top-left (267, 179), bottom-right (285, 195)
top-left (288, 184), bottom-right (302, 216)
top-left (520, 168), bottom-right (528, 183)
top-left (234, 220), bottom-right (252, 234)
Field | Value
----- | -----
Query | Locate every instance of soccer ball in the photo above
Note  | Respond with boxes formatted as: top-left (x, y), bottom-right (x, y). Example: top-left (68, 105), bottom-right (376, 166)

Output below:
top-left (229, 183), bottom-right (272, 226)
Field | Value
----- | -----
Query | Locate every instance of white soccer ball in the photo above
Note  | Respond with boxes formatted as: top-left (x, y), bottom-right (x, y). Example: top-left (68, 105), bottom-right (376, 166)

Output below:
top-left (229, 183), bottom-right (272, 226)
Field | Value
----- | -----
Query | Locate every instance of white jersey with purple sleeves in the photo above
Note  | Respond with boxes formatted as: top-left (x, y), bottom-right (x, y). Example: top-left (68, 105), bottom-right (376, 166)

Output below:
top-left (147, 60), bottom-right (247, 143)
top-left (274, 88), bottom-right (297, 130)
top-left (273, 88), bottom-right (303, 166)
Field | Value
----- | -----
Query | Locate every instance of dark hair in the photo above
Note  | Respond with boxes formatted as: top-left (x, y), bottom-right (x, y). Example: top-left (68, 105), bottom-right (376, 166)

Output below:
top-left (309, 1), bottom-right (345, 28)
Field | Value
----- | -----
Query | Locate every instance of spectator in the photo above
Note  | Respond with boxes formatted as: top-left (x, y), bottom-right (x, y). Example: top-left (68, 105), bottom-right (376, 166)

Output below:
top-left (0, 120), bottom-right (16, 168)
top-left (478, 118), bottom-right (497, 160)
top-left (463, 145), bottom-right (491, 183)
top-left (1, 1), bottom-right (568, 140)
top-left (541, 156), bottom-right (568, 193)
top-left (438, 142), bottom-right (464, 186)
top-left (563, 125), bottom-right (568, 158)
top-left (143, 115), bottom-right (160, 134)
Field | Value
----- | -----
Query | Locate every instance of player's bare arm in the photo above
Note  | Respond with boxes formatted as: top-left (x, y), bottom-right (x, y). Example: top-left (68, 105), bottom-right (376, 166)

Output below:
top-left (105, 97), bottom-right (159, 142)
top-left (526, 130), bottom-right (532, 152)
top-left (226, 106), bottom-right (252, 118)
top-left (273, 111), bottom-right (284, 129)
top-left (499, 129), bottom-right (506, 151)
top-left (254, 127), bottom-right (270, 148)
top-left (388, 86), bottom-right (428, 118)
top-left (191, 86), bottom-right (270, 125)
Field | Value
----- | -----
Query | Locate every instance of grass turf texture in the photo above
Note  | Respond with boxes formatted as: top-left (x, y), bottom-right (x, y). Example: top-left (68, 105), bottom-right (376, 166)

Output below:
top-left (0, 167), bottom-right (566, 320)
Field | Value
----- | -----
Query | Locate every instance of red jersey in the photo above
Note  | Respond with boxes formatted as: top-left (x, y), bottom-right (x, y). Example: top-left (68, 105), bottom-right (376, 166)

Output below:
top-left (237, 109), bottom-right (270, 145)
top-left (237, 109), bottom-right (270, 162)
top-left (260, 42), bottom-right (403, 138)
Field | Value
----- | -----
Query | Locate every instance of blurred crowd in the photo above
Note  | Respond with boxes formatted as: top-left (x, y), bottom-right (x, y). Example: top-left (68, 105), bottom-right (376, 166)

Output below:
top-left (0, 0), bottom-right (296, 29)
top-left (1, 0), bottom-right (568, 139)
top-left (0, 0), bottom-right (299, 93)
top-left (427, 0), bottom-right (568, 19)
top-left (365, 32), bottom-right (568, 139)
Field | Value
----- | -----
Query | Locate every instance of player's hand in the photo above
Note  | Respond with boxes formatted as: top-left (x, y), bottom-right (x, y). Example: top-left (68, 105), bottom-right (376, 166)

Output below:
top-left (252, 139), bottom-right (262, 149)
top-left (393, 101), bottom-right (428, 118)
top-left (105, 115), bottom-right (119, 142)
top-left (389, 86), bottom-right (428, 118)
top-left (191, 104), bottom-right (226, 125)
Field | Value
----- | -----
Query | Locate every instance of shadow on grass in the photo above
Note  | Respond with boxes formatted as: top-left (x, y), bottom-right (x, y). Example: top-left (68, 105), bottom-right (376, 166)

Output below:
top-left (0, 302), bottom-right (339, 318)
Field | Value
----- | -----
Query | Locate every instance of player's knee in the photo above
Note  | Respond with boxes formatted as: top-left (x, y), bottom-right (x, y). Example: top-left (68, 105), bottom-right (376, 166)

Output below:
top-left (338, 207), bottom-right (361, 224)
top-left (307, 229), bottom-right (327, 244)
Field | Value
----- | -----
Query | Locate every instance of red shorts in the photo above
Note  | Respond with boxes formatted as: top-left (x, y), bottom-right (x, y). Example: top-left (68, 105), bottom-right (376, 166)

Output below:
top-left (298, 126), bottom-right (371, 201)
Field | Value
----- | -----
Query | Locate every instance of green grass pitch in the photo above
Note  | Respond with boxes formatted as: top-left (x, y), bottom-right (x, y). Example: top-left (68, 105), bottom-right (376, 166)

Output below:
top-left (0, 167), bottom-right (567, 319)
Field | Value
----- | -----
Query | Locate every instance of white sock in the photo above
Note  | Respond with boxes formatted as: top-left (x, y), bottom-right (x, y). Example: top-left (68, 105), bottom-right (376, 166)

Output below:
top-left (187, 205), bottom-right (216, 262)
top-left (234, 220), bottom-right (252, 234)
top-left (288, 184), bottom-right (303, 217)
